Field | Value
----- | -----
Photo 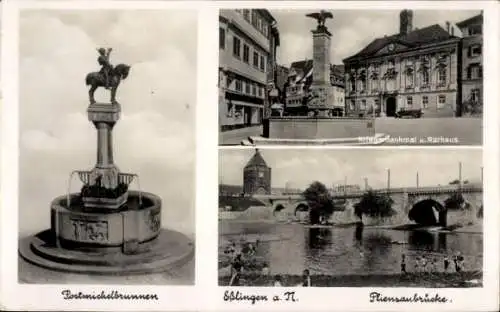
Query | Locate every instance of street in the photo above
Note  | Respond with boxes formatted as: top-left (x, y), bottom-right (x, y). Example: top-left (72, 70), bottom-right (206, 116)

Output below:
top-left (219, 118), bottom-right (482, 146)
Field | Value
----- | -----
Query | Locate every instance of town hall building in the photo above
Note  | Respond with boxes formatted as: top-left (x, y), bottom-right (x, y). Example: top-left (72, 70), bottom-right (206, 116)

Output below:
top-left (343, 10), bottom-right (463, 118)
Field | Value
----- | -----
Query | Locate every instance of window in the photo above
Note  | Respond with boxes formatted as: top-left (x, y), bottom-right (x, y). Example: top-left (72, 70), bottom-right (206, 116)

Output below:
top-left (251, 10), bottom-right (258, 27)
top-left (388, 59), bottom-right (395, 69)
top-left (471, 88), bottom-right (480, 102)
top-left (469, 25), bottom-right (482, 36)
top-left (374, 99), bottom-right (380, 109)
top-left (468, 64), bottom-right (482, 79)
top-left (235, 80), bottom-right (242, 92)
top-left (258, 86), bottom-right (263, 97)
top-left (438, 95), bottom-right (446, 108)
top-left (233, 37), bottom-right (241, 58)
top-left (422, 69), bottom-right (430, 86)
top-left (260, 55), bottom-right (265, 71)
top-left (438, 67), bottom-right (447, 85)
top-left (253, 52), bottom-right (259, 67)
top-left (422, 96), bottom-right (428, 109)
top-left (361, 79), bottom-right (367, 91)
top-left (350, 77), bottom-right (356, 92)
top-left (350, 100), bottom-right (355, 110)
top-left (243, 44), bottom-right (249, 63)
top-left (360, 100), bottom-right (366, 110)
top-left (245, 82), bottom-right (250, 94)
top-left (243, 9), bottom-right (250, 21)
top-left (406, 96), bottom-right (413, 107)
top-left (219, 28), bottom-right (225, 49)
top-left (406, 69), bottom-right (414, 87)
top-left (252, 84), bottom-right (257, 96)
top-left (469, 44), bottom-right (482, 57)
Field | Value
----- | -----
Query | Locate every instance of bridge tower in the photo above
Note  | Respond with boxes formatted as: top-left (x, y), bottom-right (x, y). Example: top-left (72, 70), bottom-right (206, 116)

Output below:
top-left (243, 149), bottom-right (271, 195)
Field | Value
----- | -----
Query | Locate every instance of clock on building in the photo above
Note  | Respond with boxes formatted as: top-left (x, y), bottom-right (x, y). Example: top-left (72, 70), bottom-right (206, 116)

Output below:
top-left (388, 43), bottom-right (395, 52)
top-left (258, 171), bottom-right (264, 178)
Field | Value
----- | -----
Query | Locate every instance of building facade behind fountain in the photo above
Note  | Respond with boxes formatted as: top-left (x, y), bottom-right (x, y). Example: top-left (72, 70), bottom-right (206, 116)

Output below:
top-left (343, 10), bottom-right (463, 118)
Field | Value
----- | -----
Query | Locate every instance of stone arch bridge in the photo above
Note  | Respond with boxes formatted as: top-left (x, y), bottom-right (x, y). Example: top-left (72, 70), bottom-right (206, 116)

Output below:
top-left (253, 184), bottom-right (483, 225)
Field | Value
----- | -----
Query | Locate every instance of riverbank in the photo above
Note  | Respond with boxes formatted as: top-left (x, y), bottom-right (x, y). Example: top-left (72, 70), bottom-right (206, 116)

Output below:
top-left (220, 219), bottom-right (483, 234)
top-left (219, 271), bottom-right (482, 288)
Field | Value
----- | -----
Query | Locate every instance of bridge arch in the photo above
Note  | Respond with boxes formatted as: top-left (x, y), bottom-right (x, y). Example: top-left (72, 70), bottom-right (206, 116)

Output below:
top-left (408, 198), bottom-right (447, 226)
top-left (273, 204), bottom-right (286, 216)
top-left (294, 203), bottom-right (309, 216)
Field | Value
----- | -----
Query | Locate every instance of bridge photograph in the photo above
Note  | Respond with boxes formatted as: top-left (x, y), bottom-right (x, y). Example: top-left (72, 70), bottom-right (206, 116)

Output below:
top-left (219, 148), bottom-right (483, 287)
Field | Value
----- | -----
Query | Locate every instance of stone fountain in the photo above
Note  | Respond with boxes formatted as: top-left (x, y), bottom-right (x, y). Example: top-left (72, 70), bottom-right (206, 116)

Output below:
top-left (19, 48), bottom-right (194, 274)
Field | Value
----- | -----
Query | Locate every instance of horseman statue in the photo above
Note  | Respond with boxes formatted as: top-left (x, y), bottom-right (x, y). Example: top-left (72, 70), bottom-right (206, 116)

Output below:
top-left (86, 47), bottom-right (131, 104)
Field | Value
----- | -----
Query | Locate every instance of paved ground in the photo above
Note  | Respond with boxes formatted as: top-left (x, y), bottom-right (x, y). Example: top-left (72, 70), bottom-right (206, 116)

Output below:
top-left (219, 118), bottom-right (482, 146)
top-left (219, 126), bottom-right (262, 145)
top-left (376, 117), bottom-right (482, 146)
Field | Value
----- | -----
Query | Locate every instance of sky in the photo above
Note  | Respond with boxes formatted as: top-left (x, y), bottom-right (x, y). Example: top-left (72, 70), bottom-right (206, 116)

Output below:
top-left (272, 9), bottom-right (481, 67)
top-left (219, 149), bottom-right (482, 190)
top-left (18, 9), bottom-right (197, 237)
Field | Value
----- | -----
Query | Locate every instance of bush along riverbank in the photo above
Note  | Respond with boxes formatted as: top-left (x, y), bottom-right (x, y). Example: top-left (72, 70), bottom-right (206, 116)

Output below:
top-left (219, 271), bottom-right (482, 287)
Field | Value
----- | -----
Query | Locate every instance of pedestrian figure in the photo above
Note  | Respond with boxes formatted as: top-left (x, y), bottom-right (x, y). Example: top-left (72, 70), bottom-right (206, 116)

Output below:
top-left (273, 274), bottom-right (283, 287)
top-left (401, 254), bottom-right (407, 273)
top-left (457, 255), bottom-right (465, 272)
top-left (444, 256), bottom-right (450, 271)
top-left (261, 264), bottom-right (269, 275)
top-left (415, 256), bottom-right (421, 272)
top-left (421, 256), bottom-right (428, 272)
top-left (229, 254), bottom-right (243, 286)
top-left (302, 269), bottom-right (312, 286)
top-left (431, 258), bottom-right (437, 272)
top-left (453, 256), bottom-right (461, 272)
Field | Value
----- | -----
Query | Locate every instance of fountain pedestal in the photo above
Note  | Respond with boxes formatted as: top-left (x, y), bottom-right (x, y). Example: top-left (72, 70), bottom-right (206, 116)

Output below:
top-left (19, 101), bottom-right (194, 274)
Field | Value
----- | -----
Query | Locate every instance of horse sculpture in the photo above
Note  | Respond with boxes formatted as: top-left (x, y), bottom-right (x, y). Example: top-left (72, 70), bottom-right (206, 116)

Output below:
top-left (85, 63), bottom-right (131, 104)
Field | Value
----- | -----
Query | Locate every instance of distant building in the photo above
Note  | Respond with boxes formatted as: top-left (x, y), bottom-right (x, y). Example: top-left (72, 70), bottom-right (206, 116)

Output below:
top-left (284, 60), bottom-right (345, 116)
top-left (219, 9), bottom-right (279, 130)
top-left (343, 10), bottom-right (462, 118)
top-left (456, 13), bottom-right (483, 115)
top-left (243, 149), bottom-right (271, 195)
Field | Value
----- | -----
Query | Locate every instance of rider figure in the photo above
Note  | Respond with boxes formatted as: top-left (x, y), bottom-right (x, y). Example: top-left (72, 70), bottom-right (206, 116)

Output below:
top-left (97, 48), bottom-right (113, 90)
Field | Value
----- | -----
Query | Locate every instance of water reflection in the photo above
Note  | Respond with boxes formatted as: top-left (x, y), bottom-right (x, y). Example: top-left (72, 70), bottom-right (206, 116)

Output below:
top-left (408, 231), bottom-right (447, 252)
top-left (307, 228), bottom-right (332, 249)
top-left (219, 221), bottom-right (482, 275)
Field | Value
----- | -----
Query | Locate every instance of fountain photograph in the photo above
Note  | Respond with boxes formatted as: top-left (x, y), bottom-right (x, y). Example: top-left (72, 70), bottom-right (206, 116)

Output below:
top-left (218, 148), bottom-right (483, 287)
top-left (17, 9), bottom-right (196, 284)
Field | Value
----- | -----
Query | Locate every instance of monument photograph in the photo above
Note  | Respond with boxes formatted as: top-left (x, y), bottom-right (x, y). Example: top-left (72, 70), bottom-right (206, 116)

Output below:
top-left (218, 148), bottom-right (483, 287)
top-left (218, 9), bottom-right (483, 146)
top-left (17, 9), bottom-right (196, 284)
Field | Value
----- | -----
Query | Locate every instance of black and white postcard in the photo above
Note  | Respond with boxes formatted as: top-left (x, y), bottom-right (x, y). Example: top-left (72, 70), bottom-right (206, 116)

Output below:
top-left (0, 1), bottom-right (499, 312)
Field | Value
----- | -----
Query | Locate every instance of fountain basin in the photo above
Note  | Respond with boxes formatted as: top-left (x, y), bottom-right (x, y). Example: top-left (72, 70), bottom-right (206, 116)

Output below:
top-left (51, 191), bottom-right (161, 249)
top-left (19, 190), bottom-right (194, 275)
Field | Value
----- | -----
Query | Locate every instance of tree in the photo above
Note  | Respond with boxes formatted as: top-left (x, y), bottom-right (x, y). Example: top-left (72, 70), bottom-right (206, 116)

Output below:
top-left (354, 190), bottom-right (396, 223)
top-left (303, 181), bottom-right (335, 224)
top-left (444, 192), bottom-right (468, 210)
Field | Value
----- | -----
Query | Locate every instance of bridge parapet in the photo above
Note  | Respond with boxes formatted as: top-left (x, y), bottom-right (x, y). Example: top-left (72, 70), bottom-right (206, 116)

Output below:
top-left (255, 184), bottom-right (482, 201)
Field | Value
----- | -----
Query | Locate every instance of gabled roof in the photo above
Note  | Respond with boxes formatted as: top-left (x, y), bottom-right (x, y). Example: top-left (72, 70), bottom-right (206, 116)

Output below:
top-left (289, 59), bottom-right (314, 80)
top-left (331, 64), bottom-right (345, 77)
top-left (456, 14), bottom-right (483, 28)
top-left (245, 149), bottom-right (269, 168)
top-left (343, 24), bottom-right (457, 63)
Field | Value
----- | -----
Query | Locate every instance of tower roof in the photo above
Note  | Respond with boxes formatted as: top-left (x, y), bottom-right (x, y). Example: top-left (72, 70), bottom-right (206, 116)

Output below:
top-left (245, 149), bottom-right (269, 168)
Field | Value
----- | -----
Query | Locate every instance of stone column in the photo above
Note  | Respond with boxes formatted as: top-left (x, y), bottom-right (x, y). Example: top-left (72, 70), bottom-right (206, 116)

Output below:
top-left (308, 26), bottom-right (334, 116)
top-left (87, 103), bottom-right (121, 190)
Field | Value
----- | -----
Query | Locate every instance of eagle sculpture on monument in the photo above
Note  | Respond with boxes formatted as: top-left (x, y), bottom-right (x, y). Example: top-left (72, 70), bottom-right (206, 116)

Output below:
top-left (306, 10), bottom-right (333, 28)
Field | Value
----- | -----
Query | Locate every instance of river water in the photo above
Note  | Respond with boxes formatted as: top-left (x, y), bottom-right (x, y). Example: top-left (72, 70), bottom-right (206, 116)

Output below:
top-left (219, 221), bottom-right (483, 275)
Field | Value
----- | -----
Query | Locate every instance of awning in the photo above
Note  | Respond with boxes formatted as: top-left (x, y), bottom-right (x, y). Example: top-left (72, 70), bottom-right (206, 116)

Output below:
top-left (271, 103), bottom-right (284, 109)
top-left (227, 100), bottom-right (264, 109)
